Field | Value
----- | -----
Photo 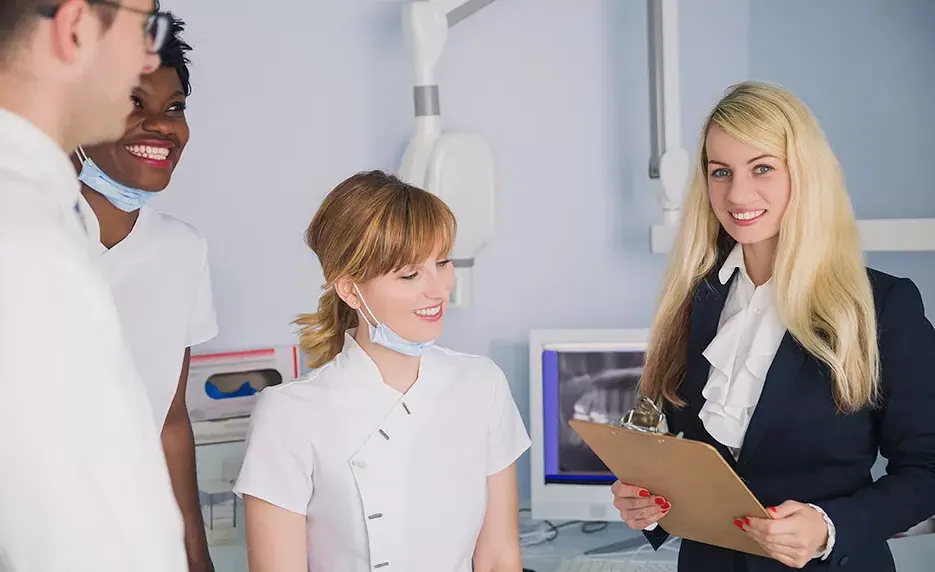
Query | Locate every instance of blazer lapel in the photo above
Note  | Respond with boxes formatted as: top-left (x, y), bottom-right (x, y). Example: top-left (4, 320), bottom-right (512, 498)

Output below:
top-left (678, 272), bottom-right (737, 464)
top-left (736, 333), bottom-right (806, 462)
top-left (681, 272), bottom-right (734, 401)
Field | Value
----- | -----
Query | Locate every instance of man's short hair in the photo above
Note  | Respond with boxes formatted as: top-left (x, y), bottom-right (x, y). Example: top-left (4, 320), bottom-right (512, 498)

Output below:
top-left (0, 0), bottom-right (44, 60)
top-left (0, 1), bottom-right (121, 65)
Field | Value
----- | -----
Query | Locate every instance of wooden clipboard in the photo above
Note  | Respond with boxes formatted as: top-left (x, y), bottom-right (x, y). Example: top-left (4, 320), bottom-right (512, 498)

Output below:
top-left (569, 418), bottom-right (770, 557)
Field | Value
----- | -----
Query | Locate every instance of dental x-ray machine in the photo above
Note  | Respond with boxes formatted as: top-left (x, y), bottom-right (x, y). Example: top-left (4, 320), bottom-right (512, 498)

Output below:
top-left (398, 0), bottom-right (498, 308)
top-left (399, 0), bottom-right (935, 278)
top-left (397, 0), bottom-right (691, 270)
top-left (647, 0), bottom-right (690, 254)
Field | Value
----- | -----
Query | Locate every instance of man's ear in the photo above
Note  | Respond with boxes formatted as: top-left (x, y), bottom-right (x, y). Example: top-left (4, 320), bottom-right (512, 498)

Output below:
top-left (333, 277), bottom-right (360, 310)
top-left (50, 0), bottom-right (100, 64)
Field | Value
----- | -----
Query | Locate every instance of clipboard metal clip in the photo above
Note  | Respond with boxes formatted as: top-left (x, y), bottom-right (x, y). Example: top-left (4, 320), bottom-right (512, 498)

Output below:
top-left (618, 396), bottom-right (669, 434)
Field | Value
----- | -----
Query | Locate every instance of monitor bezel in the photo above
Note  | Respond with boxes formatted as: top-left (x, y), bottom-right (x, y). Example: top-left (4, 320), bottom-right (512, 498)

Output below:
top-left (528, 328), bottom-right (649, 522)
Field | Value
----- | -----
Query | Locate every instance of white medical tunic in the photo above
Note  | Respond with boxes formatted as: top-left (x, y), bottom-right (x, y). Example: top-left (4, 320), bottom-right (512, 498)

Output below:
top-left (233, 332), bottom-right (531, 572)
top-left (77, 198), bottom-right (219, 428)
top-left (0, 109), bottom-right (187, 570)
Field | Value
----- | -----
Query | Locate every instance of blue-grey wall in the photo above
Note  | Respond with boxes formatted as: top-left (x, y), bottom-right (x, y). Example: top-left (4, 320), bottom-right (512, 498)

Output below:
top-left (747, 2), bottom-right (935, 567)
top-left (748, 0), bottom-right (935, 296)
top-left (155, 0), bottom-right (934, 567)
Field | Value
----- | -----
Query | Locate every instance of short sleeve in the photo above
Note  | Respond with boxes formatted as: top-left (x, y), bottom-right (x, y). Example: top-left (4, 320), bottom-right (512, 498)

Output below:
top-left (187, 242), bottom-right (218, 347)
top-left (486, 363), bottom-right (531, 476)
top-left (233, 390), bottom-right (314, 515)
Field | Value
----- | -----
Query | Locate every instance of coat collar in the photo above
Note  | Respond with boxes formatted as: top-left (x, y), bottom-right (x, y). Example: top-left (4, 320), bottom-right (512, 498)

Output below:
top-left (332, 330), bottom-right (453, 412)
top-left (0, 108), bottom-right (79, 210)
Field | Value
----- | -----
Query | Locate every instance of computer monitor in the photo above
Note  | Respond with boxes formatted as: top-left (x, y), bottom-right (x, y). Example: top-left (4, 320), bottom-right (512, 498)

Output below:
top-left (529, 328), bottom-right (649, 523)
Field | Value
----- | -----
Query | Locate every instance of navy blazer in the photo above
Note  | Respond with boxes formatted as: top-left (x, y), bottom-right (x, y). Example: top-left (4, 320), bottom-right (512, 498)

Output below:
top-left (644, 267), bottom-right (935, 572)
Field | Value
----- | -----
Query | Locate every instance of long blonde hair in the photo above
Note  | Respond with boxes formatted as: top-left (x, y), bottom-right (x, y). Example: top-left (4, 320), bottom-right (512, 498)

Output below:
top-left (294, 170), bottom-right (456, 368)
top-left (640, 81), bottom-right (879, 413)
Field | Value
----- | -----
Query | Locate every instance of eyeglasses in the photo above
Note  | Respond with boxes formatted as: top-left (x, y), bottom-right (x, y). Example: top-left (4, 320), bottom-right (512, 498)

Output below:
top-left (38, 1), bottom-right (170, 54)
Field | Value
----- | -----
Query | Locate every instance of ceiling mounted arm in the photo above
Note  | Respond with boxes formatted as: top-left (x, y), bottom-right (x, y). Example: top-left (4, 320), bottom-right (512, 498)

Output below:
top-left (398, 0), bottom-right (499, 307)
top-left (647, 0), bottom-right (665, 180)
top-left (446, 0), bottom-right (498, 26)
top-left (648, 0), bottom-right (690, 253)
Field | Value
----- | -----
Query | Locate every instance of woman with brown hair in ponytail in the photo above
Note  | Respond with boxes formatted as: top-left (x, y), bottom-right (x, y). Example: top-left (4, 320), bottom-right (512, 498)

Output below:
top-left (233, 170), bottom-right (530, 572)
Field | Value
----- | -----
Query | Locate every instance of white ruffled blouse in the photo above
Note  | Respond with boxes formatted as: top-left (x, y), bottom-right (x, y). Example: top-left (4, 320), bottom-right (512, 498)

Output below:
top-left (699, 244), bottom-right (786, 458)
top-left (650, 245), bottom-right (836, 559)
top-left (646, 245), bottom-right (837, 558)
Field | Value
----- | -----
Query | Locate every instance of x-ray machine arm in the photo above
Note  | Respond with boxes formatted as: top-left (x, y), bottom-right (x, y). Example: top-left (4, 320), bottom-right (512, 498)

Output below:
top-left (399, 0), bottom-right (694, 293)
top-left (648, 0), bottom-right (690, 253)
top-left (398, 0), bottom-right (498, 308)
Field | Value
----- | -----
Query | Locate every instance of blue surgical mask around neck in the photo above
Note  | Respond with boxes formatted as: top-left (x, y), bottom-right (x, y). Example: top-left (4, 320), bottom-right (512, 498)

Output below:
top-left (353, 284), bottom-right (435, 357)
top-left (75, 145), bottom-right (158, 213)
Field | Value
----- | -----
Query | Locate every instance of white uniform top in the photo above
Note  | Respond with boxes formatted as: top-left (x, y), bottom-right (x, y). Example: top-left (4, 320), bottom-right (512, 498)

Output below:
top-left (0, 109), bottom-right (187, 570)
top-left (77, 197), bottom-right (219, 428)
top-left (699, 242), bottom-right (785, 454)
top-left (233, 331), bottom-right (531, 572)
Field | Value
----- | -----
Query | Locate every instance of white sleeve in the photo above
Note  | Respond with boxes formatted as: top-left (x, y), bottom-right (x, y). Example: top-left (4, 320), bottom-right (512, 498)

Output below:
top-left (187, 241), bottom-right (218, 347)
top-left (0, 238), bottom-right (187, 572)
top-left (234, 389), bottom-right (315, 514)
top-left (808, 503), bottom-right (836, 560)
top-left (486, 363), bottom-right (532, 476)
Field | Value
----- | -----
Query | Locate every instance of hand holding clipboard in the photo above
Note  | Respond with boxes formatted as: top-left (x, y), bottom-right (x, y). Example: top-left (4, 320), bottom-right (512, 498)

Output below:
top-left (568, 397), bottom-right (771, 557)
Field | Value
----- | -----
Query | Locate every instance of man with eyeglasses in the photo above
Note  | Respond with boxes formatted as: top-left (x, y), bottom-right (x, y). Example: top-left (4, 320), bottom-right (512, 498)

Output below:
top-left (0, 1), bottom-right (188, 571)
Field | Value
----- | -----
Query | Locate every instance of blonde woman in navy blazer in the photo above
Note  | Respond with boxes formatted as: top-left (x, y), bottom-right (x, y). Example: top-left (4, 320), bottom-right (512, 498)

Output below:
top-left (611, 81), bottom-right (935, 571)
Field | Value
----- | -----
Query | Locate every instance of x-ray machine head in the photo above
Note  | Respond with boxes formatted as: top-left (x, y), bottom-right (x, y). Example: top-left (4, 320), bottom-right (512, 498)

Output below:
top-left (398, 0), bottom-right (499, 308)
top-left (397, 0), bottom-right (690, 290)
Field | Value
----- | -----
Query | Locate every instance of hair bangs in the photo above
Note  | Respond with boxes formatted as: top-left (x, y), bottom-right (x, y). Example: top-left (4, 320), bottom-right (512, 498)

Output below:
top-left (708, 95), bottom-right (788, 162)
top-left (358, 187), bottom-right (456, 279)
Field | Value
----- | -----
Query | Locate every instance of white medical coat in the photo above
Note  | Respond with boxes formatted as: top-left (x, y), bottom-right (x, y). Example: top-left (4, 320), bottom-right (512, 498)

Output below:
top-left (77, 198), bottom-right (219, 428)
top-left (234, 332), bottom-right (531, 572)
top-left (0, 109), bottom-right (187, 571)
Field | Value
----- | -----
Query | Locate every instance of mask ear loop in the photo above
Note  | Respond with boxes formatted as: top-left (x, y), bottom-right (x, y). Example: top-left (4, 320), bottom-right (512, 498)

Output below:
top-left (75, 145), bottom-right (89, 163)
top-left (352, 284), bottom-right (380, 328)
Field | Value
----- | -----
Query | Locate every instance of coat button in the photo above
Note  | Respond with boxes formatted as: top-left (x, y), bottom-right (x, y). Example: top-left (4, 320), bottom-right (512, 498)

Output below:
top-left (838, 555), bottom-right (848, 566)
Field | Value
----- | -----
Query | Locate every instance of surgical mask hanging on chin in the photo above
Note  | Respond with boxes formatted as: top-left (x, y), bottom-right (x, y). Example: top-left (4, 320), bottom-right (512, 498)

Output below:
top-left (75, 145), bottom-right (158, 213)
top-left (353, 284), bottom-right (435, 357)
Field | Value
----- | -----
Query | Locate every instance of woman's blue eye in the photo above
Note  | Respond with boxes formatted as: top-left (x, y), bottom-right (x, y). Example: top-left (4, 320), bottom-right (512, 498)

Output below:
top-left (437, 259), bottom-right (451, 267)
top-left (754, 164), bottom-right (773, 175)
top-left (710, 168), bottom-right (730, 178)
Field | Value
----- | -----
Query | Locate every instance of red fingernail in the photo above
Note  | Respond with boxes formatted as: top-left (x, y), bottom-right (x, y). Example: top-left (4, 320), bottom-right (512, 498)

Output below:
top-left (661, 502), bottom-right (671, 510)
top-left (743, 517), bottom-right (750, 525)
top-left (734, 519), bottom-right (744, 529)
top-left (638, 489), bottom-right (650, 497)
top-left (768, 506), bottom-right (777, 513)
top-left (655, 497), bottom-right (666, 506)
